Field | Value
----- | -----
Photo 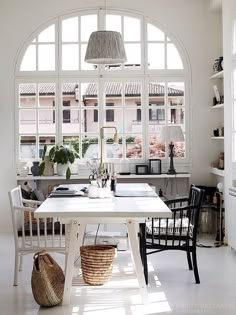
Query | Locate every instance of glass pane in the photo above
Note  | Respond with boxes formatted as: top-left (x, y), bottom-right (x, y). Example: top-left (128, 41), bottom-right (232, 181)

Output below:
top-left (105, 108), bottom-right (122, 128)
top-left (19, 84), bottom-right (36, 107)
top-left (105, 82), bottom-right (122, 106)
top-left (167, 82), bottom-right (184, 106)
top-left (19, 109), bottom-right (36, 133)
top-left (62, 44), bottom-right (79, 70)
top-left (149, 82), bottom-right (165, 106)
top-left (149, 134), bottom-right (166, 158)
top-left (233, 20), bottom-right (236, 54)
top-left (20, 136), bottom-right (36, 159)
top-left (106, 15), bottom-right (121, 33)
top-left (125, 44), bottom-right (141, 66)
top-left (172, 141), bottom-right (185, 157)
top-left (62, 17), bottom-right (78, 42)
top-left (104, 136), bottom-right (121, 158)
top-left (148, 43), bottom-right (165, 69)
top-left (81, 44), bottom-right (95, 70)
top-left (126, 135), bottom-right (142, 158)
top-left (125, 108), bottom-right (142, 133)
top-left (233, 132), bottom-right (236, 162)
top-left (38, 109), bottom-right (55, 133)
top-left (234, 101), bottom-right (236, 130)
top-left (81, 109), bottom-right (98, 133)
top-left (124, 17), bottom-right (140, 41)
top-left (62, 109), bottom-right (80, 133)
top-left (38, 45), bottom-right (55, 71)
top-left (39, 83), bottom-right (55, 107)
top-left (82, 136), bottom-right (98, 158)
top-left (167, 108), bottom-right (185, 124)
top-left (38, 25), bottom-right (55, 42)
top-left (147, 24), bottom-right (165, 41)
top-left (124, 82), bottom-right (142, 106)
top-left (233, 70), bottom-right (236, 99)
top-left (167, 43), bottom-right (183, 69)
top-left (148, 108), bottom-right (166, 126)
top-left (39, 136), bottom-right (55, 158)
top-left (62, 83), bottom-right (79, 107)
top-left (20, 45), bottom-right (36, 71)
top-left (81, 83), bottom-right (98, 106)
top-left (81, 15), bottom-right (97, 42)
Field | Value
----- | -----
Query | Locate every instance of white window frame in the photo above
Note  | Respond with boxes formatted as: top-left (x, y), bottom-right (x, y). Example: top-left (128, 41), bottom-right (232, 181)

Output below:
top-left (15, 8), bottom-right (191, 170)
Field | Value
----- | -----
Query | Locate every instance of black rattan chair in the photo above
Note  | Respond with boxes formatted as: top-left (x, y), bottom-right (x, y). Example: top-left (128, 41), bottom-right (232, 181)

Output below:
top-left (139, 185), bottom-right (205, 284)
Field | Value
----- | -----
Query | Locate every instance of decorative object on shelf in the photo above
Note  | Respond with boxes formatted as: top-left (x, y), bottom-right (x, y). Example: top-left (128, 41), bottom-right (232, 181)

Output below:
top-left (119, 157), bottom-right (130, 175)
top-left (31, 161), bottom-right (40, 176)
top-left (18, 161), bottom-right (29, 177)
top-left (136, 165), bottom-right (149, 175)
top-left (39, 143), bottom-right (79, 180)
top-left (43, 156), bottom-right (54, 176)
top-left (220, 127), bottom-right (224, 137)
top-left (213, 128), bottom-right (220, 137)
top-left (159, 125), bottom-right (184, 174)
top-left (213, 56), bottom-right (223, 72)
top-left (149, 159), bottom-right (161, 174)
top-left (218, 152), bottom-right (224, 170)
top-left (213, 85), bottom-right (221, 103)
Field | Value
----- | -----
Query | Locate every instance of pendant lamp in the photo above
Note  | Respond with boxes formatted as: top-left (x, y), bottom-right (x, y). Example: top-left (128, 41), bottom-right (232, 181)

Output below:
top-left (84, 30), bottom-right (127, 64)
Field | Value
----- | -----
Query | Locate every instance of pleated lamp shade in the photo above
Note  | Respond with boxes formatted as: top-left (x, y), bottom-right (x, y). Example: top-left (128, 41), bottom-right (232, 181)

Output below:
top-left (84, 31), bottom-right (127, 64)
top-left (159, 126), bottom-right (184, 142)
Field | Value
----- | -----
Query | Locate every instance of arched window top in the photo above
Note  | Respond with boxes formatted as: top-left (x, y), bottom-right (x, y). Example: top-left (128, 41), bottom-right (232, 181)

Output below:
top-left (17, 10), bottom-right (185, 74)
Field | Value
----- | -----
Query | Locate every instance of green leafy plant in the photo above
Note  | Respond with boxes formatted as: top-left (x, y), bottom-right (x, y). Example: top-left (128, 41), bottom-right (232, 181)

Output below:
top-left (39, 143), bottom-right (80, 180)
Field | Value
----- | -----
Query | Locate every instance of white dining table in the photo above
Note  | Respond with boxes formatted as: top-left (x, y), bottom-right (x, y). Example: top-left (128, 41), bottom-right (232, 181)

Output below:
top-left (34, 183), bottom-right (172, 305)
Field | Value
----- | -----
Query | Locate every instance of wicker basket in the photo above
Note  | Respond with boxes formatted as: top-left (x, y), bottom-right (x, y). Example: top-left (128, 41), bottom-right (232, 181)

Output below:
top-left (80, 245), bottom-right (115, 285)
top-left (31, 251), bottom-right (65, 307)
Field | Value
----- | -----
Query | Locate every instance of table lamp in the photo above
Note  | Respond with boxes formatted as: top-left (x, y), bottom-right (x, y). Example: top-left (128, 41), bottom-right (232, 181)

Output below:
top-left (159, 125), bottom-right (184, 174)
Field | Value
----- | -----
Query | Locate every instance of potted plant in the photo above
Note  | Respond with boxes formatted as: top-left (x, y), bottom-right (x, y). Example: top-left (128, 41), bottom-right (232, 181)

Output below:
top-left (39, 143), bottom-right (80, 180)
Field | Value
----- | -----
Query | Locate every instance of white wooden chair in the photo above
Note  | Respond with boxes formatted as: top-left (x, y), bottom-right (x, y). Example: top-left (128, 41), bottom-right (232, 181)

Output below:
top-left (8, 186), bottom-right (66, 286)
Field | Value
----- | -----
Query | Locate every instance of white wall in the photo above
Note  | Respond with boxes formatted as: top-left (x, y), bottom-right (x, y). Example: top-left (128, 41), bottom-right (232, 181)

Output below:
top-left (0, 0), bottom-right (222, 231)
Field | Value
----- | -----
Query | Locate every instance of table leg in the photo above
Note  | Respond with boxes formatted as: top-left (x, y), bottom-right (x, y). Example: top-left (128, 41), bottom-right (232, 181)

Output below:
top-left (127, 220), bottom-right (148, 303)
top-left (62, 220), bottom-right (79, 306)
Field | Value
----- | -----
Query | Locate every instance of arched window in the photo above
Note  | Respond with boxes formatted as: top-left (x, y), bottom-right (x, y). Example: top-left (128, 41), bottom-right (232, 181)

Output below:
top-left (15, 9), bottom-right (189, 168)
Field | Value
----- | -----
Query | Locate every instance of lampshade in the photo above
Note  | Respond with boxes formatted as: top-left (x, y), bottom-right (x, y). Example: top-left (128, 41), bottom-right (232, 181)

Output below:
top-left (159, 126), bottom-right (184, 142)
top-left (84, 31), bottom-right (127, 64)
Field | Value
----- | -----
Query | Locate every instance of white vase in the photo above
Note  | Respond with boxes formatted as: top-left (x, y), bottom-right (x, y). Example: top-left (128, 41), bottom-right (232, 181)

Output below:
top-left (19, 162), bottom-right (29, 177)
top-left (57, 163), bottom-right (69, 176)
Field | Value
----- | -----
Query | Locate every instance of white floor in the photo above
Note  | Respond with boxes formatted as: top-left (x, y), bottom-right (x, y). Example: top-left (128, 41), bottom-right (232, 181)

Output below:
top-left (1, 233), bottom-right (236, 315)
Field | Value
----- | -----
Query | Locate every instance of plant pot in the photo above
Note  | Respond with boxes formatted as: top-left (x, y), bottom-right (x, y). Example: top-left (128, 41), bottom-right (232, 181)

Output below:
top-left (57, 163), bottom-right (69, 176)
top-left (43, 156), bottom-right (54, 176)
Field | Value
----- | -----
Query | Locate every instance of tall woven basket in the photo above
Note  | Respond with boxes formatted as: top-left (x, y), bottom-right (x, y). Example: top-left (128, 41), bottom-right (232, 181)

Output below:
top-left (80, 245), bottom-right (115, 285)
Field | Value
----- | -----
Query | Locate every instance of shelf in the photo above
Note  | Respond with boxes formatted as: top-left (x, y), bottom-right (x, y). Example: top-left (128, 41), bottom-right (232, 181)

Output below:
top-left (16, 173), bottom-right (191, 181)
top-left (210, 70), bottom-right (224, 79)
top-left (210, 167), bottom-right (225, 177)
top-left (211, 103), bottom-right (224, 109)
top-left (211, 136), bottom-right (224, 140)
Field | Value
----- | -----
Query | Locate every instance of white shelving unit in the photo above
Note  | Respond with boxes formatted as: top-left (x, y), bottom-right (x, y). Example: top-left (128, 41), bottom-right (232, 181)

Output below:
top-left (210, 69), bottom-right (224, 179)
top-left (211, 136), bottom-right (224, 140)
top-left (209, 167), bottom-right (225, 177)
top-left (210, 70), bottom-right (224, 79)
top-left (211, 103), bottom-right (224, 109)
